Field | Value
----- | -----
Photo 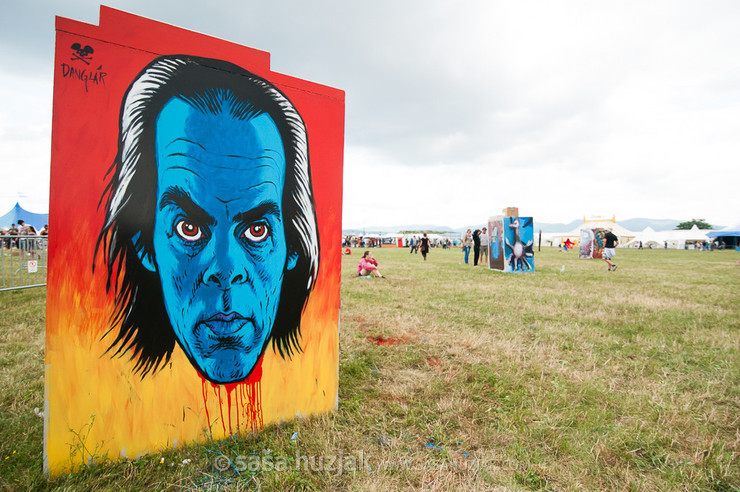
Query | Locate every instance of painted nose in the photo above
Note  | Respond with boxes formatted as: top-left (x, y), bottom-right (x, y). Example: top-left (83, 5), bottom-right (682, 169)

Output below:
top-left (204, 234), bottom-right (249, 288)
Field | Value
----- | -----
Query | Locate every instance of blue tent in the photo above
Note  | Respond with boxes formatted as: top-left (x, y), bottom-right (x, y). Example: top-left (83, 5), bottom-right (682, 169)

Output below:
top-left (0, 202), bottom-right (49, 231)
top-left (706, 223), bottom-right (740, 248)
top-left (706, 223), bottom-right (740, 238)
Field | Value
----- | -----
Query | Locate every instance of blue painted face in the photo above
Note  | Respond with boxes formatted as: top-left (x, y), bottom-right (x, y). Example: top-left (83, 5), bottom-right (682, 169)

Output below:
top-left (145, 96), bottom-right (296, 384)
top-left (491, 226), bottom-right (500, 259)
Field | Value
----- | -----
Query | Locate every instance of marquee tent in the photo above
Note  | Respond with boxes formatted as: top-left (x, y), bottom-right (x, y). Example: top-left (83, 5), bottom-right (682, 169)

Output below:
top-left (667, 225), bottom-right (711, 249)
top-left (626, 226), bottom-right (663, 248)
top-left (706, 222), bottom-right (740, 247)
top-left (626, 224), bottom-right (710, 249)
top-left (706, 223), bottom-right (740, 238)
top-left (549, 216), bottom-right (636, 246)
top-left (0, 202), bottom-right (49, 231)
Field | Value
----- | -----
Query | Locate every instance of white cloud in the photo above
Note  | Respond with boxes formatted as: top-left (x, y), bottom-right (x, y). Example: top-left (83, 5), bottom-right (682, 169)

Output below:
top-left (1, 0), bottom-right (739, 226)
top-left (0, 71), bottom-right (52, 213)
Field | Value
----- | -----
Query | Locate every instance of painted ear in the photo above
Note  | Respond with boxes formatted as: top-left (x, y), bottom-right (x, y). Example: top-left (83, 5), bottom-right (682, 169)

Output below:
top-left (286, 250), bottom-right (299, 271)
top-left (132, 232), bottom-right (156, 272)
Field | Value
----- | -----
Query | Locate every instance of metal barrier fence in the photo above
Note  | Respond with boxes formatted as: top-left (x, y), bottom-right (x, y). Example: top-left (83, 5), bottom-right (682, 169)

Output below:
top-left (0, 235), bottom-right (48, 291)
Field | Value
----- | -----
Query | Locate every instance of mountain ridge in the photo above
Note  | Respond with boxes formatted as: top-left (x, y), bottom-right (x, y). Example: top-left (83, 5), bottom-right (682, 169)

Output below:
top-left (342, 218), bottom-right (722, 235)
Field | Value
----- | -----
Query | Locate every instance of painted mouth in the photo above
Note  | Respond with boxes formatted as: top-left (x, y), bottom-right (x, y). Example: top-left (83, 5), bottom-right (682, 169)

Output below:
top-left (201, 312), bottom-right (254, 337)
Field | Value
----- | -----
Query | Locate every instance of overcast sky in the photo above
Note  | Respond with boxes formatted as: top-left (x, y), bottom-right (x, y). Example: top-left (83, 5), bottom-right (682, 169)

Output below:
top-left (1, 1), bottom-right (738, 229)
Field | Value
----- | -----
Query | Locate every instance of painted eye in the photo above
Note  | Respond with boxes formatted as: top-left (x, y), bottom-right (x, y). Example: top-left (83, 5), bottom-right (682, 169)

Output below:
top-left (175, 220), bottom-right (202, 242)
top-left (244, 222), bottom-right (270, 242)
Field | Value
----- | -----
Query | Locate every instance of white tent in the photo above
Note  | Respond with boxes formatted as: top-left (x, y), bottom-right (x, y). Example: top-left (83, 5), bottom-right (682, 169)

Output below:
top-left (664, 225), bottom-right (710, 249)
top-left (626, 226), bottom-right (664, 248)
top-left (626, 224), bottom-right (710, 249)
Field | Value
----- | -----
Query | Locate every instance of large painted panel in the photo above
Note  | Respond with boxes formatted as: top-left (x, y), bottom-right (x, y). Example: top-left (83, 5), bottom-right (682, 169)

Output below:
top-left (488, 216), bottom-right (504, 271)
top-left (45, 7), bottom-right (344, 476)
top-left (579, 229), bottom-right (594, 259)
top-left (592, 228), bottom-right (607, 259)
top-left (579, 229), bottom-right (607, 259)
top-left (502, 217), bottom-right (534, 272)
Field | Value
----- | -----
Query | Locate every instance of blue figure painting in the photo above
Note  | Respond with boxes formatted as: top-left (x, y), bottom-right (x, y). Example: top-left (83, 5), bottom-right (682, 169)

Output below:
top-left (503, 217), bottom-right (534, 272)
top-left (488, 216), bottom-right (504, 271)
top-left (96, 55), bottom-right (320, 385)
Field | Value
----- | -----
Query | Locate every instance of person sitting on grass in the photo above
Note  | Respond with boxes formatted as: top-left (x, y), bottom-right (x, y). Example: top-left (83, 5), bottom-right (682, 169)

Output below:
top-left (357, 251), bottom-right (384, 278)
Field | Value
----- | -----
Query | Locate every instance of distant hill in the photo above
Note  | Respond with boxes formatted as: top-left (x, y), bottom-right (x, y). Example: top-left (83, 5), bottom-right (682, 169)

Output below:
top-left (342, 224), bottom-right (457, 235)
top-left (617, 218), bottom-right (680, 231)
top-left (532, 220), bottom-right (582, 233)
top-left (342, 218), bottom-right (709, 235)
top-left (534, 218), bottom-right (684, 233)
top-left (526, 218), bottom-right (708, 233)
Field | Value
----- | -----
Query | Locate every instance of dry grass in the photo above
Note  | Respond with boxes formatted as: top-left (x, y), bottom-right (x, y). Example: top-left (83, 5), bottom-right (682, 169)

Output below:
top-left (0, 246), bottom-right (738, 490)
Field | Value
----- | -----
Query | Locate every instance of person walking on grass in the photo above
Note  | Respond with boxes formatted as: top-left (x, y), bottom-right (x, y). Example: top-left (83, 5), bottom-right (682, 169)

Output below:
top-left (419, 233), bottom-right (431, 261)
top-left (603, 227), bottom-right (619, 271)
top-left (409, 235), bottom-right (418, 254)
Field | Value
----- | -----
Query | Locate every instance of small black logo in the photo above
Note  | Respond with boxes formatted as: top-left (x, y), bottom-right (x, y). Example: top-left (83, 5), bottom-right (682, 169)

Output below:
top-left (61, 42), bottom-right (107, 92)
top-left (70, 43), bottom-right (94, 65)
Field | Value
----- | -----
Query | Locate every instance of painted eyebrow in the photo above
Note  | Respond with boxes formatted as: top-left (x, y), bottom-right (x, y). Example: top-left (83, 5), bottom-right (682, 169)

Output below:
top-left (159, 186), bottom-right (215, 226)
top-left (233, 202), bottom-right (281, 225)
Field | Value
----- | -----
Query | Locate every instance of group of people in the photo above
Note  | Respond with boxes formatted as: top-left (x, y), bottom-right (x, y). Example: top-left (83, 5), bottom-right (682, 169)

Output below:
top-left (460, 228), bottom-right (489, 266)
top-left (408, 233), bottom-right (431, 260)
top-left (693, 240), bottom-right (726, 251)
top-left (408, 235), bottom-right (454, 250)
top-left (353, 225), bottom-right (625, 278)
top-left (1, 221), bottom-right (48, 249)
top-left (561, 228), bottom-right (620, 271)
top-left (354, 226), bottom-right (499, 278)
top-left (346, 235), bottom-right (457, 251)
top-left (344, 236), bottom-right (381, 248)
top-left (3, 220), bottom-right (45, 236)
top-left (356, 226), bottom-right (499, 278)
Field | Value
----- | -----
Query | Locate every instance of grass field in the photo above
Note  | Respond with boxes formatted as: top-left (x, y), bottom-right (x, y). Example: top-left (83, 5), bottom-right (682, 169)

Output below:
top-left (0, 246), bottom-right (738, 491)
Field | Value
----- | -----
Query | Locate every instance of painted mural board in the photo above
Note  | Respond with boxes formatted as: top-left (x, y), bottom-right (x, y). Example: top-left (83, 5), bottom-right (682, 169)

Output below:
top-left (488, 216), bottom-right (534, 272)
top-left (592, 228), bottom-right (607, 259)
top-left (579, 228), bottom-right (607, 259)
top-left (503, 217), bottom-right (535, 272)
top-left (488, 216), bottom-right (504, 271)
top-left (579, 229), bottom-right (594, 259)
top-left (45, 7), bottom-right (344, 476)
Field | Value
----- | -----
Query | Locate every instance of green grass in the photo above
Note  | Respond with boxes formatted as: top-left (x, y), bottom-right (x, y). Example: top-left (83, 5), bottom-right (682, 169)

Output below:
top-left (0, 246), bottom-right (738, 490)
